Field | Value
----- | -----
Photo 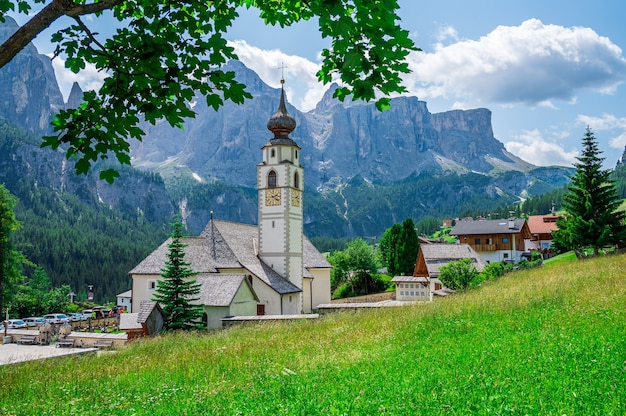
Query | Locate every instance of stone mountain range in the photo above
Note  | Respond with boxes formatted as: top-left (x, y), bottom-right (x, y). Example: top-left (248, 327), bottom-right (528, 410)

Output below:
top-left (0, 17), bottom-right (573, 240)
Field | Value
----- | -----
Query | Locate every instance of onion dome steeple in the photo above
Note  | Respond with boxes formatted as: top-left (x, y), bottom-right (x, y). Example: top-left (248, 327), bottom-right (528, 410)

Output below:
top-left (266, 79), bottom-right (297, 145)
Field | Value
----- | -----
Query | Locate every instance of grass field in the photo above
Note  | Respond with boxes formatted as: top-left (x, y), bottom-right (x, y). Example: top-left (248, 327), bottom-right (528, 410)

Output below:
top-left (1, 253), bottom-right (625, 415)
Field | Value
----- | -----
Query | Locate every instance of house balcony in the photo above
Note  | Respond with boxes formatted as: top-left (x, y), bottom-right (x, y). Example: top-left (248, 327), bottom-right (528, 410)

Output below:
top-left (473, 244), bottom-right (496, 252)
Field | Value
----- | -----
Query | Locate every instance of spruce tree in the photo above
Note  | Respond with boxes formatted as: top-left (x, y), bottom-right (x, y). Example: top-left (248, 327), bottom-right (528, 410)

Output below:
top-left (553, 127), bottom-right (626, 256)
top-left (152, 217), bottom-right (203, 330)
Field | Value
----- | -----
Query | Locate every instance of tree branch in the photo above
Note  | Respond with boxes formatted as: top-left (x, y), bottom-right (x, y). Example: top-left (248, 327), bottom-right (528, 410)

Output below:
top-left (0, 0), bottom-right (123, 69)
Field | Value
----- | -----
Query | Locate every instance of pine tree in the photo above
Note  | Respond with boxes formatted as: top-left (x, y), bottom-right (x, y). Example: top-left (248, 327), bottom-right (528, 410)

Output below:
top-left (152, 217), bottom-right (203, 330)
top-left (553, 127), bottom-right (626, 256)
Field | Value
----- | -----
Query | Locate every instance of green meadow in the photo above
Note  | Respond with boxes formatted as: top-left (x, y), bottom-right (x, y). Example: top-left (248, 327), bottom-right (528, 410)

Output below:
top-left (2, 253), bottom-right (625, 415)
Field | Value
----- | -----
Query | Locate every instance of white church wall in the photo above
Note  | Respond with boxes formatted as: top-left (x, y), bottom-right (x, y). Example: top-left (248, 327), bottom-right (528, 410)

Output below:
top-left (251, 277), bottom-right (282, 315)
top-left (204, 306), bottom-right (230, 329)
top-left (281, 293), bottom-right (302, 315)
top-left (230, 283), bottom-right (258, 316)
top-left (302, 277), bottom-right (312, 313)
top-left (131, 274), bottom-right (161, 313)
top-left (308, 268), bottom-right (332, 309)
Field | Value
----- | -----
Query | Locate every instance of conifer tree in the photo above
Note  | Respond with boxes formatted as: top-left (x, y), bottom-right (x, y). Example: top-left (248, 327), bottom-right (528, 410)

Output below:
top-left (379, 218), bottom-right (420, 276)
top-left (553, 127), bottom-right (626, 256)
top-left (152, 217), bottom-right (203, 330)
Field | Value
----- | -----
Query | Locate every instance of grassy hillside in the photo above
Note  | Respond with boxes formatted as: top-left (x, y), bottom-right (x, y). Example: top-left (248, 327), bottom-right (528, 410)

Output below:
top-left (2, 254), bottom-right (625, 415)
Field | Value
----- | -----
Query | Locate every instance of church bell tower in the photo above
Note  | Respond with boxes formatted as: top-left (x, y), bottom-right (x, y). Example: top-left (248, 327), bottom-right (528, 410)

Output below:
top-left (257, 80), bottom-right (304, 298)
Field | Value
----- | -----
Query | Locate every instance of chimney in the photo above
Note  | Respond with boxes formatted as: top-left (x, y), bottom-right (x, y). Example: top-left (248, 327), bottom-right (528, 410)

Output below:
top-left (508, 220), bottom-right (515, 229)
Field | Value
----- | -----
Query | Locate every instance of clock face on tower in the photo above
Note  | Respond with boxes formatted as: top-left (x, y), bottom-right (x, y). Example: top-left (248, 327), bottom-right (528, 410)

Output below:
top-left (265, 188), bottom-right (282, 206)
top-left (290, 189), bottom-right (302, 207)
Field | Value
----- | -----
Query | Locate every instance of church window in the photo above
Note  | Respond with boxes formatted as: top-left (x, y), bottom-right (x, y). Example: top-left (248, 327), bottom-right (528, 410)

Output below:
top-left (268, 170), bottom-right (277, 188)
top-left (270, 149), bottom-right (275, 158)
top-left (272, 221), bottom-right (275, 228)
top-left (148, 280), bottom-right (156, 290)
top-left (295, 150), bottom-right (298, 159)
top-left (294, 171), bottom-right (299, 189)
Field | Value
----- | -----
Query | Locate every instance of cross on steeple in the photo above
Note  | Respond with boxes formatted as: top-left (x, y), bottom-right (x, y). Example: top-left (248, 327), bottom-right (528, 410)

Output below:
top-left (278, 62), bottom-right (288, 84)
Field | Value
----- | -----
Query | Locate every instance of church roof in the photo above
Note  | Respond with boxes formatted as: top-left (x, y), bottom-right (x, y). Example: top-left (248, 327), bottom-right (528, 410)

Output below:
top-left (195, 273), bottom-right (257, 307)
top-left (129, 237), bottom-right (218, 274)
top-left (201, 220), bottom-right (316, 294)
top-left (131, 219), bottom-right (329, 296)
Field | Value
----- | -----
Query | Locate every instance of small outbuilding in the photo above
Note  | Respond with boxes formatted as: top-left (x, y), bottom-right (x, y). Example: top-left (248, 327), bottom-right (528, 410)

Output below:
top-left (413, 243), bottom-right (485, 296)
top-left (391, 276), bottom-right (431, 302)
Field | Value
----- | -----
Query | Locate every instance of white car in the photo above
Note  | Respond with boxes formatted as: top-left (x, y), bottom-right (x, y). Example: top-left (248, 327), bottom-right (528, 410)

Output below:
top-left (23, 317), bottom-right (45, 327)
top-left (7, 319), bottom-right (27, 329)
top-left (66, 313), bottom-right (83, 322)
top-left (43, 314), bottom-right (70, 324)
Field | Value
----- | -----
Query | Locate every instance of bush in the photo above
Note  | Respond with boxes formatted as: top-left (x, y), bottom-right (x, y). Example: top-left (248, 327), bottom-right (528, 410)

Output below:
top-left (481, 261), bottom-right (505, 281)
top-left (439, 259), bottom-right (479, 291)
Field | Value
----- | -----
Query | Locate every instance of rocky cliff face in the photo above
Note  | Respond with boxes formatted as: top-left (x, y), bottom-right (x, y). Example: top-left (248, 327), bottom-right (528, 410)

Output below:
top-left (0, 17), bottom-right (65, 135)
top-left (0, 20), bottom-right (573, 238)
top-left (129, 60), bottom-right (534, 191)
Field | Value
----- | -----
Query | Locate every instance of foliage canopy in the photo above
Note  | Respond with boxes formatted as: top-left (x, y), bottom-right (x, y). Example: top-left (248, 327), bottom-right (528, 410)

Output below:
top-left (0, 184), bottom-right (30, 317)
top-left (378, 218), bottom-right (419, 276)
top-left (0, 0), bottom-right (417, 183)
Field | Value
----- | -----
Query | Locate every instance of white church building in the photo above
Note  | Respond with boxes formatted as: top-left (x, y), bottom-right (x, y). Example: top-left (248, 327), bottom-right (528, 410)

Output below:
top-left (129, 82), bottom-right (332, 327)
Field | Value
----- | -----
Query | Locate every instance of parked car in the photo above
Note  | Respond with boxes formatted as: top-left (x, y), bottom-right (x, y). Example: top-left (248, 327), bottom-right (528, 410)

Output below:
top-left (66, 313), bottom-right (83, 322)
top-left (23, 317), bottom-right (45, 327)
top-left (7, 319), bottom-right (27, 329)
top-left (82, 309), bottom-right (93, 320)
top-left (43, 313), bottom-right (70, 324)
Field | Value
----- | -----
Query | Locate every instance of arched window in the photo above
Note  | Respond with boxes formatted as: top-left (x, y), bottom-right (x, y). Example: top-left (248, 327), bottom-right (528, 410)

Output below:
top-left (268, 170), bottom-right (277, 188)
top-left (270, 149), bottom-right (275, 158)
top-left (294, 171), bottom-right (299, 189)
top-left (295, 150), bottom-right (298, 159)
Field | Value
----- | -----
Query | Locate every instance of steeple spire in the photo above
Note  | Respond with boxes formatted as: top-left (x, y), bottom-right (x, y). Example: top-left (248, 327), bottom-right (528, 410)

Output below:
top-left (266, 79), bottom-right (296, 142)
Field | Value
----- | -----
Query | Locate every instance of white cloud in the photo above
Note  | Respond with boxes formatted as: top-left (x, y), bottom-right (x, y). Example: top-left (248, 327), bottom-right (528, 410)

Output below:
top-left (504, 129), bottom-right (578, 166)
top-left (229, 40), bottom-right (326, 111)
top-left (50, 55), bottom-right (108, 101)
top-left (577, 114), bottom-right (626, 149)
top-left (405, 19), bottom-right (626, 106)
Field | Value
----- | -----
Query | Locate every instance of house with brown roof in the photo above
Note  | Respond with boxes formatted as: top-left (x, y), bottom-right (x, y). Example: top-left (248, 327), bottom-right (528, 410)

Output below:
top-left (525, 215), bottom-right (559, 253)
top-left (450, 219), bottom-right (532, 264)
top-left (129, 82), bottom-right (331, 326)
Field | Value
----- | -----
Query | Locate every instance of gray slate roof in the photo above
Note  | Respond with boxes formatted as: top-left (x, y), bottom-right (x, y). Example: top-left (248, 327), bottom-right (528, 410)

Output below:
top-left (137, 301), bottom-right (160, 324)
top-left (391, 276), bottom-right (429, 283)
top-left (450, 218), bottom-right (527, 235)
top-left (119, 313), bottom-right (142, 330)
top-left (130, 220), bottom-right (328, 296)
top-left (129, 237), bottom-right (217, 274)
top-left (195, 273), bottom-right (258, 306)
top-left (116, 289), bottom-right (132, 298)
top-left (420, 243), bottom-right (486, 276)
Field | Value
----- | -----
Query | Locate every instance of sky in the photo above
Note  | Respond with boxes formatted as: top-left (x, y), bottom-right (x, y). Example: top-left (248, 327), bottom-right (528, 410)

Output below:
top-left (12, 0), bottom-right (626, 169)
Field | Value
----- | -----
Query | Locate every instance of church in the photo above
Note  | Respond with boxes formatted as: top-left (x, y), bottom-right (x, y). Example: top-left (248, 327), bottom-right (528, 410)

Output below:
top-left (129, 81), bottom-right (332, 328)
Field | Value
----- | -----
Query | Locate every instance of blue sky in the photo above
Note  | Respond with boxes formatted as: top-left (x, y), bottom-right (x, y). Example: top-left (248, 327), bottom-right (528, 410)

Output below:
top-left (13, 0), bottom-right (626, 169)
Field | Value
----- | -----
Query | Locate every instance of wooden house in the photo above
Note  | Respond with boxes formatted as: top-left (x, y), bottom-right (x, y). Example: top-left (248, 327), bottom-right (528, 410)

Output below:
top-left (412, 243), bottom-right (485, 296)
top-left (449, 219), bottom-right (531, 264)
